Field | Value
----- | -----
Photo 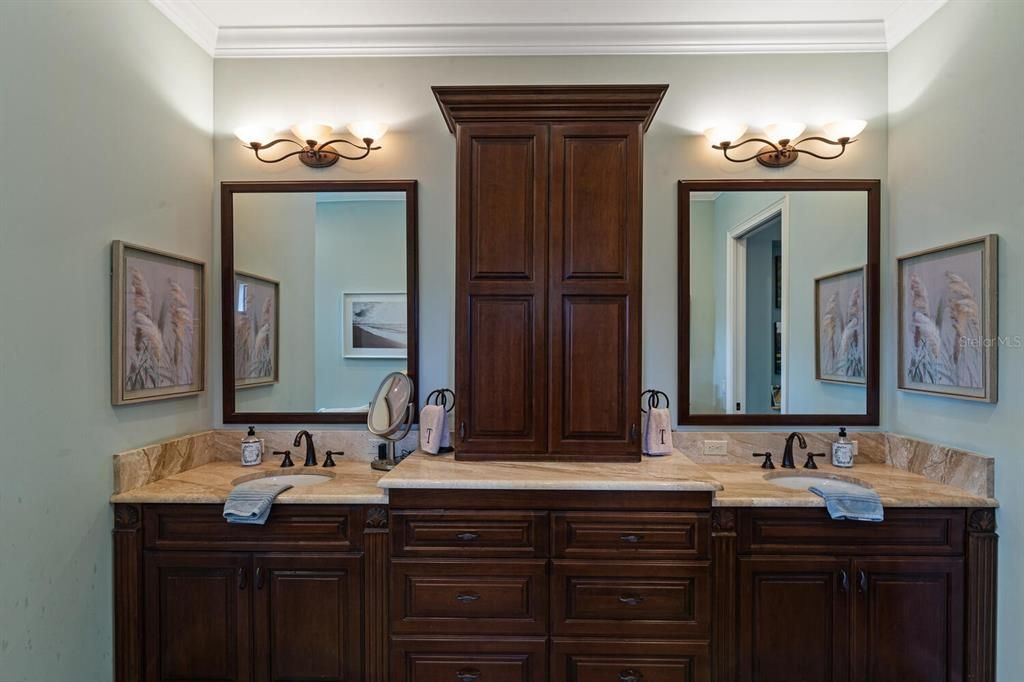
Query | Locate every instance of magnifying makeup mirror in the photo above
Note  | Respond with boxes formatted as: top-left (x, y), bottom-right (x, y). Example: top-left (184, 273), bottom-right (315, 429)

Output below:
top-left (367, 371), bottom-right (416, 471)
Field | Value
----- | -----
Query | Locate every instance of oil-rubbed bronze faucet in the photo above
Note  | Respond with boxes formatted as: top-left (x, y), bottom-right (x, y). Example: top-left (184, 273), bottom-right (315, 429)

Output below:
top-left (782, 432), bottom-right (807, 469)
top-left (293, 430), bottom-right (317, 467)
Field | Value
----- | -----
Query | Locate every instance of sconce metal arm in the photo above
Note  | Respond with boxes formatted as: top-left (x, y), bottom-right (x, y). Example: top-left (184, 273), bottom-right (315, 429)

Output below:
top-left (714, 137), bottom-right (782, 163)
top-left (315, 138), bottom-right (383, 161)
top-left (249, 138), bottom-right (308, 164)
top-left (789, 136), bottom-right (856, 160)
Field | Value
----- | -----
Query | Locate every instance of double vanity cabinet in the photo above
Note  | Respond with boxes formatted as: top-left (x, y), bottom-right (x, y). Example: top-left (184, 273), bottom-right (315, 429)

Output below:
top-left (113, 468), bottom-right (997, 682)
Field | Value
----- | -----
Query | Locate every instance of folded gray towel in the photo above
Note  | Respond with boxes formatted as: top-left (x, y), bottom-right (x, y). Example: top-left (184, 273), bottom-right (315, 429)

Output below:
top-left (223, 481), bottom-right (293, 525)
top-left (809, 485), bottom-right (884, 522)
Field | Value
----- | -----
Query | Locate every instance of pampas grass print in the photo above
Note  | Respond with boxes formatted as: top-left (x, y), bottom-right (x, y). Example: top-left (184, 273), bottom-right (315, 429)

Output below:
top-left (820, 278), bottom-right (864, 379)
top-left (126, 267), bottom-right (194, 390)
top-left (906, 270), bottom-right (982, 388)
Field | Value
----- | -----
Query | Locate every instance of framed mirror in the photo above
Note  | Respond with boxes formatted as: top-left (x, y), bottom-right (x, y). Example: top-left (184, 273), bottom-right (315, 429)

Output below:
top-left (221, 180), bottom-right (418, 423)
top-left (678, 179), bottom-right (880, 426)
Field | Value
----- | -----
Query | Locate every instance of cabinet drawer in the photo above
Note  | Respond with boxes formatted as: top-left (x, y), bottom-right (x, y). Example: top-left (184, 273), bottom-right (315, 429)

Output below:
top-left (552, 512), bottom-right (707, 559)
top-left (739, 508), bottom-right (965, 555)
top-left (392, 511), bottom-right (548, 557)
top-left (391, 637), bottom-right (547, 682)
top-left (551, 561), bottom-right (710, 638)
top-left (552, 639), bottom-right (710, 682)
top-left (392, 560), bottom-right (548, 635)
top-left (143, 504), bottom-right (354, 551)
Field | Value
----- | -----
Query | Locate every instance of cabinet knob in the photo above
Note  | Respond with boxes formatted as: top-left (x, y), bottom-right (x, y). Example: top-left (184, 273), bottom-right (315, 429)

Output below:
top-left (456, 593), bottom-right (481, 603)
top-left (237, 567), bottom-right (247, 591)
top-left (455, 532), bottom-right (480, 542)
top-left (456, 669), bottom-right (481, 681)
top-left (629, 424), bottom-right (638, 442)
top-left (858, 570), bottom-right (868, 593)
top-left (839, 569), bottom-right (849, 593)
top-left (619, 534), bottom-right (643, 544)
top-left (459, 421), bottom-right (467, 441)
top-left (255, 566), bottom-right (265, 590)
top-left (618, 595), bottom-right (644, 606)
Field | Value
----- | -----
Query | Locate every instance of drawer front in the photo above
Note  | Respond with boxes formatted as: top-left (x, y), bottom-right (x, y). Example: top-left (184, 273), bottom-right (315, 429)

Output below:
top-left (739, 508), bottom-right (965, 556)
top-left (392, 511), bottom-right (548, 557)
top-left (552, 561), bottom-right (710, 638)
top-left (553, 512), bottom-right (708, 559)
top-left (552, 639), bottom-right (710, 682)
top-left (143, 504), bottom-right (353, 551)
top-left (391, 637), bottom-right (547, 682)
top-left (392, 560), bottom-right (548, 635)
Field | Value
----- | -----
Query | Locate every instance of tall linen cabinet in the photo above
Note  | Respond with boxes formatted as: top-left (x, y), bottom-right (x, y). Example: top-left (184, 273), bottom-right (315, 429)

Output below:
top-left (434, 85), bottom-right (668, 461)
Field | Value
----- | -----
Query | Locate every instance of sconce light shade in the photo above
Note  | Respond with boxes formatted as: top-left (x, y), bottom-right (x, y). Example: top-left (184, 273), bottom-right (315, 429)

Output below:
top-left (823, 119), bottom-right (867, 141)
top-left (290, 122), bottom-right (334, 143)
top-left (234, 126), bottom-right (275, 146)
top-left (763, 121), bottom-right (806, 143)
top-left (703, 124), bottom-right (748, 147)
top-left (348, 121), bottom-right (388, 142)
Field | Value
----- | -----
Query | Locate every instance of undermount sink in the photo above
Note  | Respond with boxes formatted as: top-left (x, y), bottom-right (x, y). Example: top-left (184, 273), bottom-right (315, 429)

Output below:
top-left (764, 472), bottom-right (873, 495)
top-left (232, 472), bottom-right (335, 488)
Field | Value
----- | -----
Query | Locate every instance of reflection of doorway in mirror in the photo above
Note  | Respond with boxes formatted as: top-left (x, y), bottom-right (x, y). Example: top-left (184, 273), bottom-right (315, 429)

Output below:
top-left (725, 197), bottom-right (789, 415)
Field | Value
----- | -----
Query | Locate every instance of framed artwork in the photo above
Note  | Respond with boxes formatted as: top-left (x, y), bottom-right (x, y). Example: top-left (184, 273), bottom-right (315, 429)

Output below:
top-left (111, 241), bottom-right (205, 405)
top-left (234, 271), bottom-right (280, 389)
top-left (342, 293), bottom-right (407, 358)
top-left (898, 235), bottom-right (998, 402)
top-left (815, 266), bottom-right (867, 385)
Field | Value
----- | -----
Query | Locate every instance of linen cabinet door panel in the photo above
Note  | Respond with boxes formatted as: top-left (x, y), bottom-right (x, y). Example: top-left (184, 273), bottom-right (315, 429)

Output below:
top-left (456, 124), bottom-right (548, 455)
top-left (738, 557), bottom-right (849, 682)
top-left (549, 124), bottom-right (641, 457)
top-left (851, 558), bottom-right (964, 682)
top-left (143, 552), bottom-right (252, 682)
top-left (252, 554), bottom-right (362, 682)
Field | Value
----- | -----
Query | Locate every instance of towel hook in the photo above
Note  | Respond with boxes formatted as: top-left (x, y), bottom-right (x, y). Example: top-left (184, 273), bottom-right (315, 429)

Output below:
top-left (640, 389), bottom-right (670, 414)
top-left (425, 388), bottom-right (456, 413)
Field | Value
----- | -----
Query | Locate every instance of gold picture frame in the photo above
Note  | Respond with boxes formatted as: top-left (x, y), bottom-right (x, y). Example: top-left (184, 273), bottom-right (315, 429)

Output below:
top-left (111, 241), bottom-right (206, 405)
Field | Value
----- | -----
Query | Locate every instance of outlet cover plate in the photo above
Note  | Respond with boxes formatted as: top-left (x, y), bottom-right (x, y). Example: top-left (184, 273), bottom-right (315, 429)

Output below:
top-left (703, 440), bottom-right (729, 456)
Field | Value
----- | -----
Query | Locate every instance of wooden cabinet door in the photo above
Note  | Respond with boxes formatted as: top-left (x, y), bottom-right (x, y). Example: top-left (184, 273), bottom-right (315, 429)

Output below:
top-left (144, 552), bottom-right (252, 682)
top-left (548, 123), bottom-right (642, 458)
top-left (851, 558), bottom-right (964, 682)
top-left (252, 553), bottom-right (362, 682)
top-left (455, 123), bottom-right (549, 455)
top-left (738, 557), bottom-right (850, 682)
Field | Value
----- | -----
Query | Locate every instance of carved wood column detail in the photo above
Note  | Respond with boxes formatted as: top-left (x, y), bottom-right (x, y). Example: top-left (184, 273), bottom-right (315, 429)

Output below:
top-left (966, 508), bottom-right (997, 682)
top-left (113, 504), bottom-right (143, 682)
top-left (711, 508), bottom-right (738, 682)
top-left (363, 506), bottom-right (390, 682)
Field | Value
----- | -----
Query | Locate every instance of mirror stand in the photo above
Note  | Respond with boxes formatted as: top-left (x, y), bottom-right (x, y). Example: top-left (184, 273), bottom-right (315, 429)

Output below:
top-left (367, 371), bottom-right (416, 471)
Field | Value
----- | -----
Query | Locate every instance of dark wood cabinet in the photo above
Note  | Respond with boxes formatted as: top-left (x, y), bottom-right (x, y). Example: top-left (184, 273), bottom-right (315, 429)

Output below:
top-left (436, 85), bottom-right (667, 461)
top-left (144, 552), bottom-right (252, 682)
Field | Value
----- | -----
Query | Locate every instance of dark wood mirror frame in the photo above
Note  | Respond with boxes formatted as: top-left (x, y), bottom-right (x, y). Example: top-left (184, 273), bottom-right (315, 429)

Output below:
top-left (678, 178), bottom-right (880, 426)
top-left (221, 180), bottom-right (418, 424)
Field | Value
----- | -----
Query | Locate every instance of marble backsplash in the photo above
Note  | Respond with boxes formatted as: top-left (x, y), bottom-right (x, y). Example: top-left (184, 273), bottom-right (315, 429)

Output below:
top-left (114, 428), bottom-right (994, 499)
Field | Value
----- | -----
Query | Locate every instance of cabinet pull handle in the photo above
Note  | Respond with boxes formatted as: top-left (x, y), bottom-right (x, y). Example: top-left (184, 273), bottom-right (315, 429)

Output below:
top-left (618, 595), bottom-right (644, 606)
top-left (839, 569), bottom-right (849, 593)
top-left (455, 532), bottom-right (480, 542)
top-left (629, 424), bottom-right (638, 442)
top-left (456, 670), bottom-right (481, 682)
top-left (459, 421), bottom-right (467, 441)
top-left (858, 570), bottom-right (868, 593)
top-left (255, 566), bottom-right (264, 590)
top-left (619, 670), bottom-right (644, 682)
top-left (620, 534), bottom-right (643, 543)
top-left (237, 567), bottom-right (247, 591)
top-left (456, 593), bottom-right (481, 603)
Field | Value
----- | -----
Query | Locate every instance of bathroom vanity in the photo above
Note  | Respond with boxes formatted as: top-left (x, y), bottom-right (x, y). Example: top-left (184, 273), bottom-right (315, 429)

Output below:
top-left (111, 439), bottom-right (997, 682)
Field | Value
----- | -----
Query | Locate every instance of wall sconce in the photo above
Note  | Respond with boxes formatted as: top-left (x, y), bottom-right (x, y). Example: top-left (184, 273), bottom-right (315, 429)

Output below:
top-left (234, 121), bottom-right (388, 168)
top-left (704, 120), bottom-right (866, 168)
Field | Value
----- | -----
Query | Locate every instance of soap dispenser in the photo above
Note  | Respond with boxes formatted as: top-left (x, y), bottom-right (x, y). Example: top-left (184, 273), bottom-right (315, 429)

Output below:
top-left (241, 426), bottom-right (264, 466)
top-left (832, 427), bottom-right (855, 468)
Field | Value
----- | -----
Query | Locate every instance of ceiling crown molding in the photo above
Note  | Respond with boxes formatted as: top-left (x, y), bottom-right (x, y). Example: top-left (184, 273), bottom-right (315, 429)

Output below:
top-left (884, 0), bottom-right (947, 50)
top-left (149, 0), bottom-right (217, 55)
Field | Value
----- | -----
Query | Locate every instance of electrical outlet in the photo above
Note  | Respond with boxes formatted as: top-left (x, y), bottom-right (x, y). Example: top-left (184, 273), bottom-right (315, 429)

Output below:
top-left (367, 438), bottom-right (384, 457)
top-left (703, 440), bottom-right (729, 456)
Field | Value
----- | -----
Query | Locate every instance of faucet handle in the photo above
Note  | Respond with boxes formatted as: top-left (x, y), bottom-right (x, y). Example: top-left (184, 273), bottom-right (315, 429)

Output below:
top-left (273, 450), bottom-right (294, 468)
top-left (324, 450), bottom-right (344, 467)
top-left (753, 452), bottom-right (775, 469)
top-left (804, 452), bottom-right (826, 469)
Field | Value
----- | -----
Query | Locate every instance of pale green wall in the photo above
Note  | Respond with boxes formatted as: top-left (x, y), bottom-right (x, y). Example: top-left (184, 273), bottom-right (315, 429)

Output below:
top-left (887, 1), bottom-right (1023, 677)
top-left (213, 52), bottom-right (889, 426)
top-left (688, 200), bottom-right (717, 412)
top-left (314, 200), bottom-right (407, 410)
top-left (233, 193), bottom-right (317, 412)
top-left (0, 1), bottom-right (213, 679)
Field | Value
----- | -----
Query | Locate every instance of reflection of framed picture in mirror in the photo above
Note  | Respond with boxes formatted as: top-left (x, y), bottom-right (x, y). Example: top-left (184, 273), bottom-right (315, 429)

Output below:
top-left (234, 271), bottom-right (279, 389)
top-left (815, 266), bottom-right (867, 385)
top-left (112, 241), bottom-right (205, 404)
top-left (897, 235), bottom-right (998, 402)
top-left (343, 293), bottom-right (408, 358)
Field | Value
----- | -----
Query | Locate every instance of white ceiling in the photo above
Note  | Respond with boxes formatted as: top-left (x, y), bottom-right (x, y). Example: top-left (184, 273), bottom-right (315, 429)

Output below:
top-left (151, 0), bottom-right (946, 57)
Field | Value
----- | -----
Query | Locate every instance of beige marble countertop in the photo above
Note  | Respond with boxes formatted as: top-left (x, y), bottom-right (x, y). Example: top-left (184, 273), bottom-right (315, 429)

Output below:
top-left (378, 450), bottom-right (723, 491)
top-left (704, 460), bottom-right (998, 508)
top-left (110, 458), bottom-right (388, 505)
